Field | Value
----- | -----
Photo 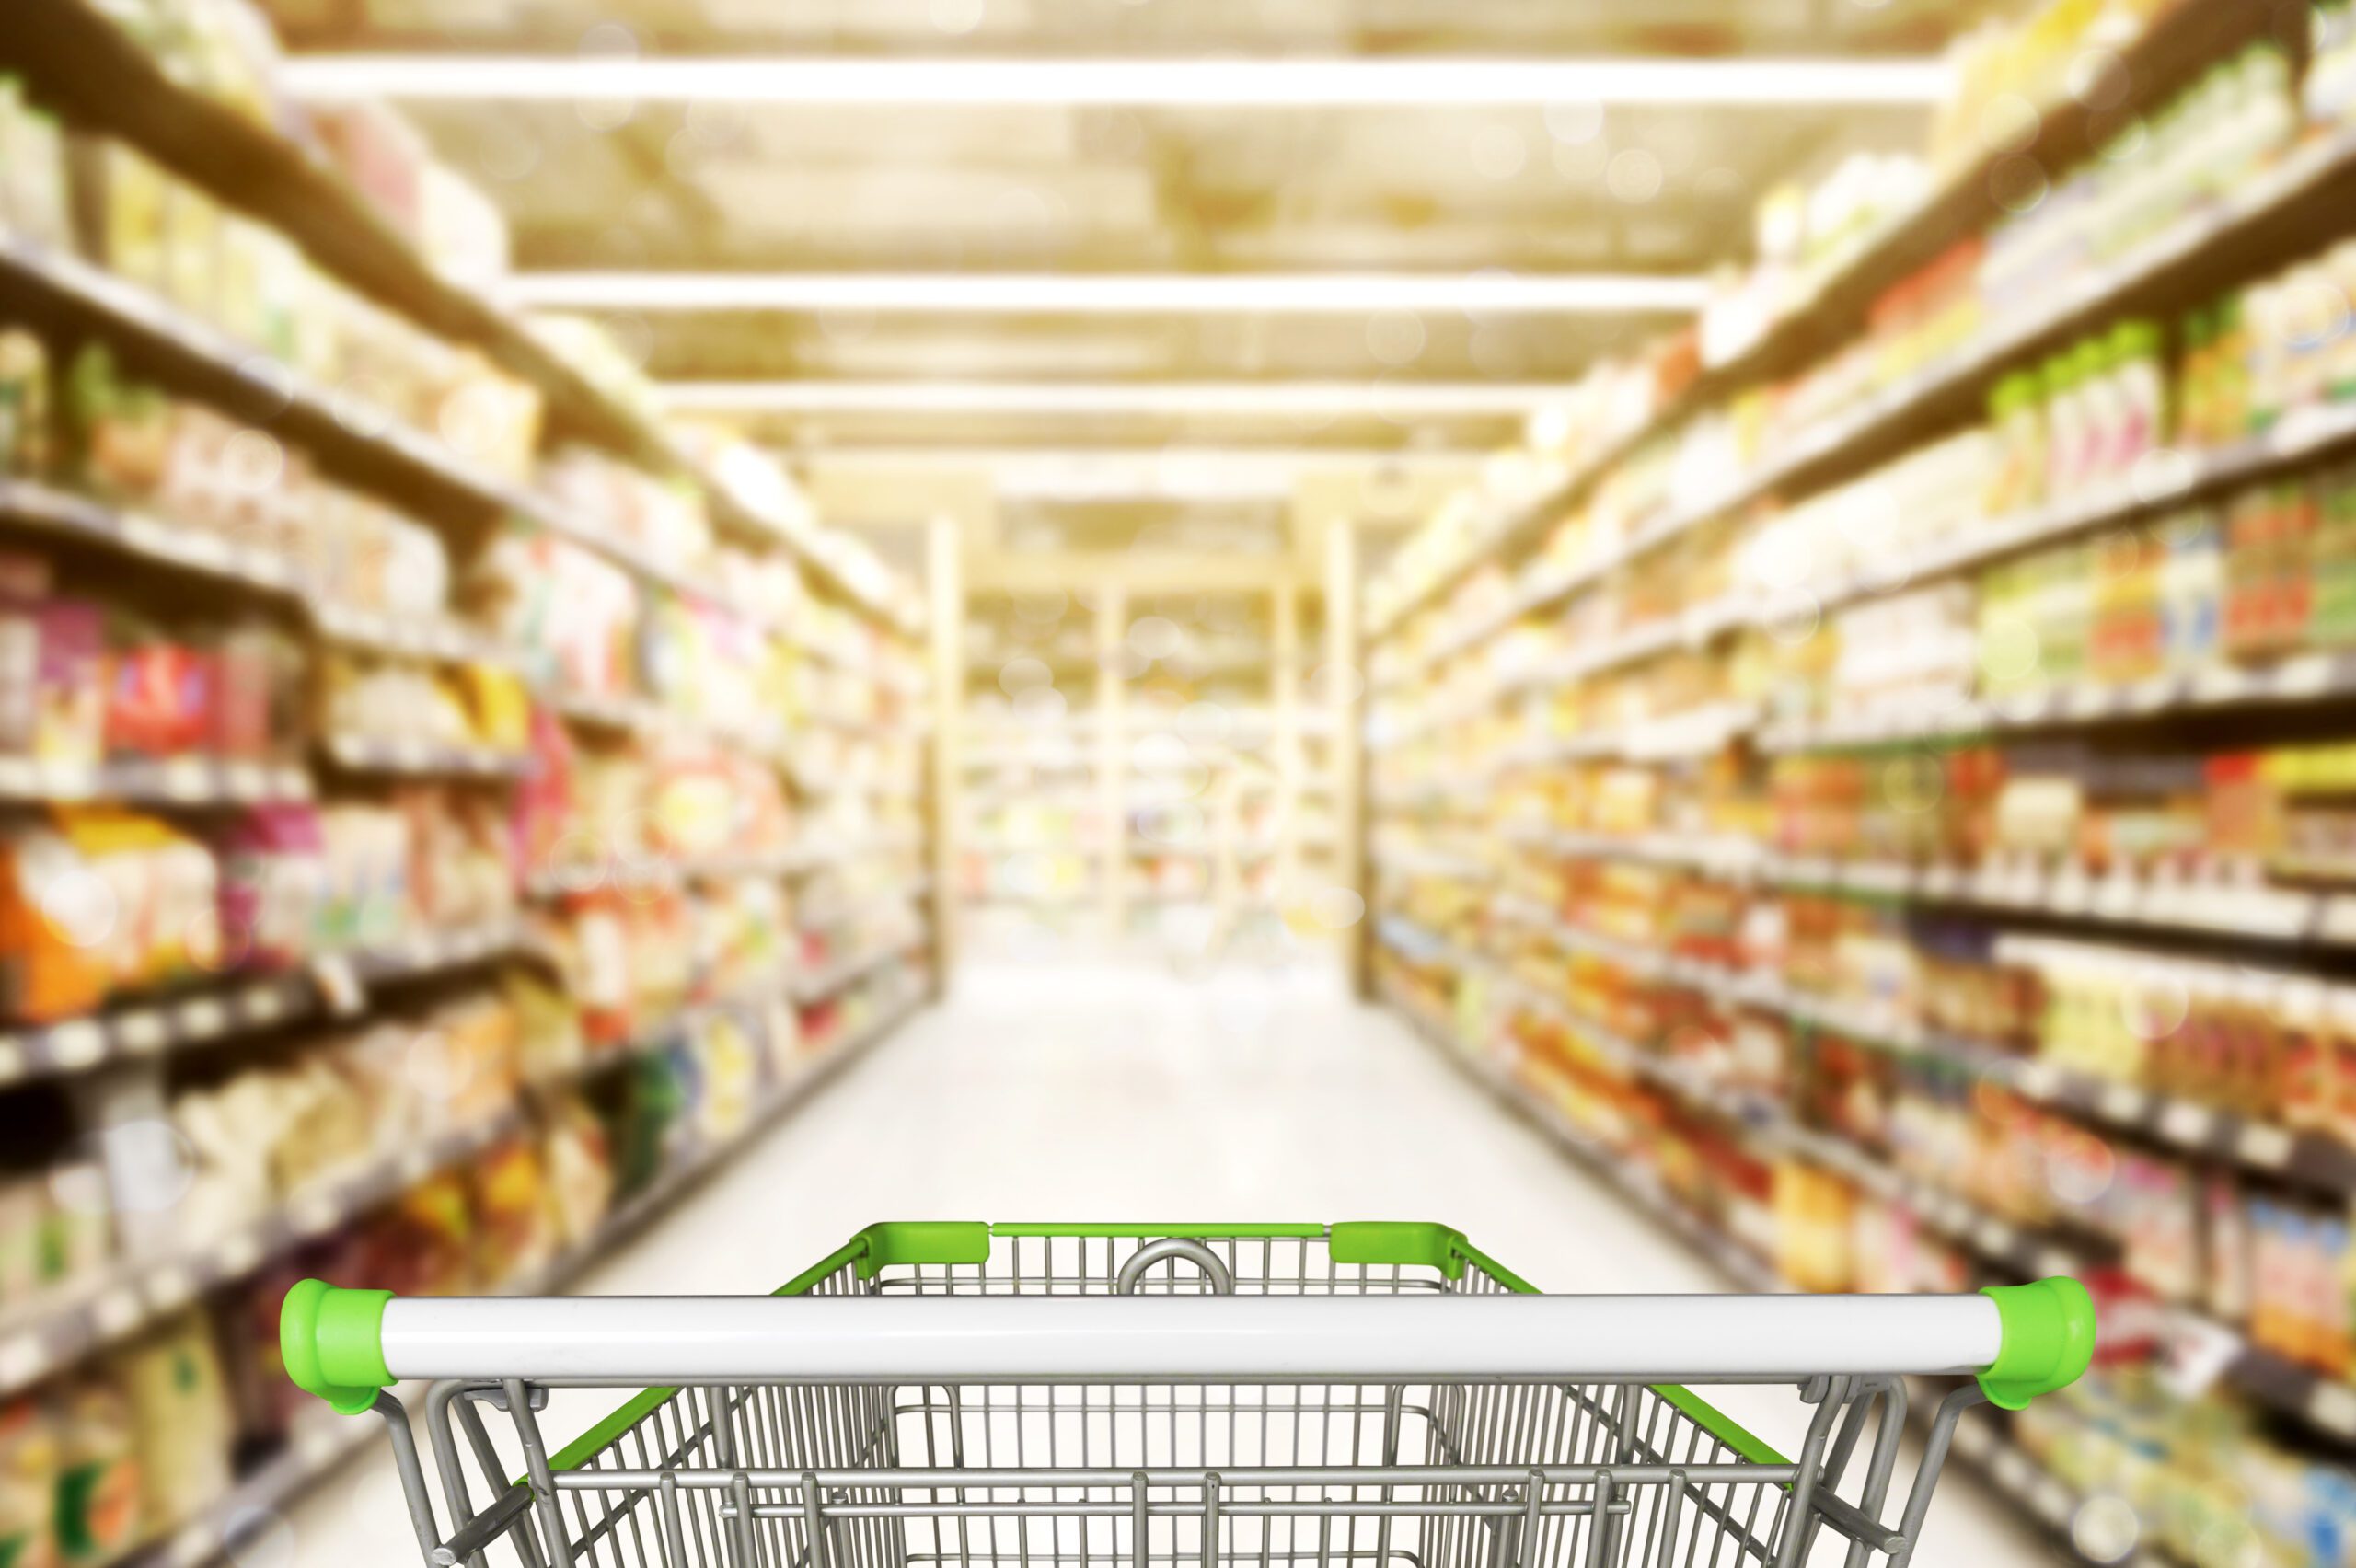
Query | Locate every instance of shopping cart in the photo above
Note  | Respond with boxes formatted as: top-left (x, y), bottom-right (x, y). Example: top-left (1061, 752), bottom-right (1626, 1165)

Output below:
top-left (280, 1222), bottom-right (2094, 1568)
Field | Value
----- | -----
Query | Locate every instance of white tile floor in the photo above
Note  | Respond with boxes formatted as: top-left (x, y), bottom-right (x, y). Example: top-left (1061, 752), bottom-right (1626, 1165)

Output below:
top-left (281, 959), bottom-right (2045, 1568)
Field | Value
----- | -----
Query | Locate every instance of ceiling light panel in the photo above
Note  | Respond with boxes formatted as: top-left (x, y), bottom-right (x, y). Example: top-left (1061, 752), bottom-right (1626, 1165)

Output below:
top-left (284, 54), bottom-right (1950, 107)
top-left (504, 271), bottom-right (1707, 313)
top-left (657, 380), bottom-right (1573, 415)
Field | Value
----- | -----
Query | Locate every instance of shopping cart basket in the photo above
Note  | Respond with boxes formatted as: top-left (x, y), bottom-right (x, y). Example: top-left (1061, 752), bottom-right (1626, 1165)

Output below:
top-left (280, 1221), bottom-right (2094, 1568)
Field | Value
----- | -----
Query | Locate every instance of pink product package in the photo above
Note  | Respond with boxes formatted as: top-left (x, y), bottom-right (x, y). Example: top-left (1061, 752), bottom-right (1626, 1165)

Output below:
top-left (216, 804), bottom-right (325, 969)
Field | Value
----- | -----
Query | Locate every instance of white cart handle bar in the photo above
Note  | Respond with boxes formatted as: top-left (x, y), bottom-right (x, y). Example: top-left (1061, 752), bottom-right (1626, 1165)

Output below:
top-left (283, 1278), bottom-right (2095, 1412)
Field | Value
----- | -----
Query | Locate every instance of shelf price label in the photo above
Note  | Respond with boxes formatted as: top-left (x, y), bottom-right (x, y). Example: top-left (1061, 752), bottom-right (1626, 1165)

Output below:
top-left (2157, 1101), bottom-right (2216, 1147)
top-left (114, 1010), bottom-right (167, 1055)
top-left (0, 1334), bottom-right (47, 1390)
top-left (2235, 1123), bottom-right (2295, 1170)
top-left (2098, 1082), bottom-right (2152, 1122)
top-left (2309, 1380), bottom-right (2356, 1437)
top-left (312, 954), bottom-right (366, 1018)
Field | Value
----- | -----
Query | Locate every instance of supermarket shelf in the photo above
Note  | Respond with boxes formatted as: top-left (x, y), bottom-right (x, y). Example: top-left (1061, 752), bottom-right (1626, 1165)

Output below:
top-left (1775, 989), bottom-right (2356, 1198)
top-left (964, 836), bottom-right (1109, 856)
top-left (0, 751), bottom-right (309, 807)
top-left (318, 733), bottom-right (534, 779)
top-left (1492, 896), bottom-right (2356, 1193)
top-left (1385, 986), bottom-right (1782, 1293)
top-left (523, 844), bottom-right (816, 901)
top-left (1390, 643), bottom-right (2356, 776)
top-left (1690, 0), bottom-right (2279, 399)
top-left (1390, 919), bottom-right (2356, 1446)
top-left (966, 894), bottom-right (1099, 910)
top-left (0, 245), bottom-right (885, 645)
top-left (0, 238), bottom-right (537, 521)
top-left (797, 937), bottom-right (926, 1002)
top-left (1807, 107), bottom-right (2356, 455)
top-left (793, 769), bottom-right (927, 803)
top-left (1387, 988), bottom-right (2172, 1568)
top-left (1781, 1134), bottom-right (2352, 1444)
top-left (611, 995), bottom-right (918, 1233)
top-left (0, 920), bottom-right (550, 1093)
top-left (1762, 851), bottom-right (2356, 947)
top-left (1389, 639), bottom-right (2356, 764)
top-left (344, 918), bottom-right (533, 986)
top-left (110, 995), bottom-right (919, 1568)
top-left (1370, 846), bottom-right (1491, 882)
top-left (1372, 915), bottom-right (1472, 969)
top-left (801, 881), bottom-right (933, 930)
top-left (0, 1), bottom-right (656, 470)
top-left (546, 690), bottom-right (814, 768)
top-left (1369, 778), bottom-right (1492, 815)
top-left (964, 750), bottom-right (1099, 774)
top-left (0, 962), bottom-right (922, 1409)
top-left (1941, 1416), bottom-right (2169, 1568)
top-left (549, 686), bottom-right (702, 737)
top-left (1377, 380), bottom-right (2356, 744)
top-left (1500, 824), bottom-right (2356, 953)
top-left (0, 974), bottom-right (316, 1090)
top-left (1393, 212), bottom-right (2356, 709)
top-left (8, 465), bottom-right (890, 782)
top-left (1365, 0), bottom-right (2287, 652)
top-left (0, 1107), bottom-right (525, 1400)
top-left (1586, 120), bottom-right (2356, 601)
top-left (1760, 651), bottom-right (2356, 752)
top-left (0, 479), bottom-right (526, 674)
top-left (0, 2), bottom-right (915, 628)
top-left (1745, 397), bottom-right (2356, 642)
top-left (1488, 702), bottom-right (1760, 769)
top-left (311, 603), bottom-right (523, 667)
top-left (0, 477), bottom-right (311, 597)
top-left (788, 833), bottom-right (925, 872)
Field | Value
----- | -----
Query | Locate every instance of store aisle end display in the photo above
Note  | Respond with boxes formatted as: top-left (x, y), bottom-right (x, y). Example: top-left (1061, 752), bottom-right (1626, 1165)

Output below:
top-left (958, 588), bottom-right (1340, 958)
top-left (1367, 5), bottom-right (2356, 1568)
top-left (0, 9), bottom-right (936, 1568)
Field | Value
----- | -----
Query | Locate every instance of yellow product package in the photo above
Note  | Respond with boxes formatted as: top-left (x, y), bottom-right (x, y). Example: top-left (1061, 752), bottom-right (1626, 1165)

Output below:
top-left (0, 1396), bottom-right (56, 1568)
top-left (110, 1315), bottom-right (234, 1536)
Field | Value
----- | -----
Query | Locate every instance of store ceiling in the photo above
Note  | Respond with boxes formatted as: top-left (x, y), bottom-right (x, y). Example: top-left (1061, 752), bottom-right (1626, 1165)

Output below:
top-left (261, 0), bottom-right (1969, 459)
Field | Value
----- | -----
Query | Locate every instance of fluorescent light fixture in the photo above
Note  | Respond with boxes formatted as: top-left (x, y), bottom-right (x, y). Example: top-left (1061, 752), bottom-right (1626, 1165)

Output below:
top-left (803, 446), bottom-right (1484, 467)
top-left (505, 271), bottom-right (1706, 315)
top-left (802, 446), bottom-right (1484, 500)
top-left (285, 54), bottom-right (1949, 106)
top-left (661, 381), bottom-right (1565, 416)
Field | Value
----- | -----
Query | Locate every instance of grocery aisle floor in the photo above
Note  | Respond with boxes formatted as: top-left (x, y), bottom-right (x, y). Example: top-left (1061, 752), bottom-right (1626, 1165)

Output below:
top-left (284, 960), bottom-right (2043, 1568)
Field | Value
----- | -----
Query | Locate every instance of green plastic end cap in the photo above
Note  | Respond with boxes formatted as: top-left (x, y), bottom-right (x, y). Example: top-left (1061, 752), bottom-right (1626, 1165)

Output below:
top-left (281, 1280), bottom-right (396, 1416)
top-left (854, 1221), bottom-right (992, 1279)
top-left (1328, 1222), bottom-right (1469, 1280)
top-left (1977, 1277), bottom-right (2096, 1411)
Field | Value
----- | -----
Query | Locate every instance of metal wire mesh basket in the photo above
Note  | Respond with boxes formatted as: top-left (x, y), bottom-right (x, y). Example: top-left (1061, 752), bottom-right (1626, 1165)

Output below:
top-left (280, 1222), bottom-right (2095, 1568)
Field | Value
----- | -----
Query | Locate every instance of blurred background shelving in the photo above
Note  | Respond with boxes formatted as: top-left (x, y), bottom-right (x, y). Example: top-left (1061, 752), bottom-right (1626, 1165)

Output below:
top-left (954, 585), bottom-right (1344, 962)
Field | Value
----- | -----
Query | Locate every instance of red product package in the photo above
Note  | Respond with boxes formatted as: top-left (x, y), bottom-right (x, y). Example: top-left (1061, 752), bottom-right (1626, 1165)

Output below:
top-left (104, 639), bottom-right (210, 758)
